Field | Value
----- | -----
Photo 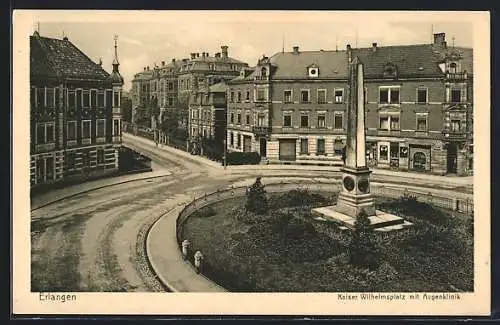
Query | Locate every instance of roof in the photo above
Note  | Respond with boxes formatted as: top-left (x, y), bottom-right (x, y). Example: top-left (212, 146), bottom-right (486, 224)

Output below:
top-left (238, 43), bottom-right (473, 81)
top-left (30, 32), bottom-right (110, 81)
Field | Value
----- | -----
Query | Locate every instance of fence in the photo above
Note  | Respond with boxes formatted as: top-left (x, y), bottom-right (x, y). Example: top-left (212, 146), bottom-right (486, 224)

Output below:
top-left (175, 180), bottom-right (474, 244)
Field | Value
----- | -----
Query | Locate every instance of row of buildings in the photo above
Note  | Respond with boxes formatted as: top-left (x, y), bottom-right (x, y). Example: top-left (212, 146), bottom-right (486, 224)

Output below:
top-left (30, 31), bottom-right (124, 189)
top-left (131, 32), bottom-right (473, 176)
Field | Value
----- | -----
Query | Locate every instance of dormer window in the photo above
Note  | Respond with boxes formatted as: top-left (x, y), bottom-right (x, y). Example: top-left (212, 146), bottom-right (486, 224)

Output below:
top-left (449, 62), bottom-right (457, 73)
top-left (308, 66), bottom-right (319, 78)
top-left (383, 63), bottom-right (398, 78)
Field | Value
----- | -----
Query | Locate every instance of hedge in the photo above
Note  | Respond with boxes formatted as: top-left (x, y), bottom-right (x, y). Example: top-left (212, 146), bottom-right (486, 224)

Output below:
top-left (226, 151), bottom-right (261, 165)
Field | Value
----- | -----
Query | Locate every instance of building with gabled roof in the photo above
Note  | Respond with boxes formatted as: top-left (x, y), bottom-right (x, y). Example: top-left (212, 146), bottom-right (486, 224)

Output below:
top-left (226, 33), bottom-right (473, 175)
top-left (30, 31), bottom-right (124, 189)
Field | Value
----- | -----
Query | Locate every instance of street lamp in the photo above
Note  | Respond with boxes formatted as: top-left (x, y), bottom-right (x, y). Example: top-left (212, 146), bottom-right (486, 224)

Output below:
top-left (223, 139), bottom-right (227, 169)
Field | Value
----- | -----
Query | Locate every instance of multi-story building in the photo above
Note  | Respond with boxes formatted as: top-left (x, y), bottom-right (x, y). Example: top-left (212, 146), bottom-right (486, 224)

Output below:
top-left (130, 66), bottom-right (153, 125)
top-left (226, 33), bottom-right (473, 175)
top-left (182, 46), bottom-right (249, 139)
top-left (188, 82), bottom-right (227, 154)
top-left (30, 31), bottom-right (124, 188)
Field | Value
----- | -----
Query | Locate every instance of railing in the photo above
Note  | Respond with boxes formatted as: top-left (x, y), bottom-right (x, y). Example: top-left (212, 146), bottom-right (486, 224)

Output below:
top-left (176, 180), bottom-right (474, 243)
top-left (446, 72), bottom-right (468, 80)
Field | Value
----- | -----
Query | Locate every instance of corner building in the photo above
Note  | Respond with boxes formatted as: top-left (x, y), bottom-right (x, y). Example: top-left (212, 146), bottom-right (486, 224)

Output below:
top-left (30, 32), bottom-right (124, 188)
top-left (226, 33), bottom-right (473, 175)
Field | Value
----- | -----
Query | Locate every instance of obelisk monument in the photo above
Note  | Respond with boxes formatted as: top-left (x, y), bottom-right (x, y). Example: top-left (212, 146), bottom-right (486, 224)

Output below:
top-left (312, 56), bottom-right (409, 231)
top-left (334, 56), bottom-right (376, 218)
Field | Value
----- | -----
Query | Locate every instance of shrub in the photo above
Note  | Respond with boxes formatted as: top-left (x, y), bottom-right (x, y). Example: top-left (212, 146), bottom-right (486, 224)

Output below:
top-left (268, 188), bottom-right (330, 209)
top-left (245, 177), bottom-right (268, 214)
top-left (349, 210), bottom-right (379, 270)
top-left (226, 152), bottom-right (261, 165)
top-left (191, 206), bottom-right (216, 219)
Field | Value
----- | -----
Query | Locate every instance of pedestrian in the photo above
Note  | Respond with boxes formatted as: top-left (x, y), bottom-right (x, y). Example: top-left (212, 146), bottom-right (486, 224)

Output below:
top-left (194, 250), bottom-right (204, 274)
top-left (181, 239), bottom-right (190, 261)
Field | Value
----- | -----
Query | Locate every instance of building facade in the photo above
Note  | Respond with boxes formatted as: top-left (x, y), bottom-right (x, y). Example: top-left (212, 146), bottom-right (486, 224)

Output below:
top-left (30, 31), bottom-right (124, 189)
top-left (188, 82), bottom-right (227, 155)
top-left (130, 66), bottom-right (153, 125)
top-left (226, 33), bottom-right (473, 175)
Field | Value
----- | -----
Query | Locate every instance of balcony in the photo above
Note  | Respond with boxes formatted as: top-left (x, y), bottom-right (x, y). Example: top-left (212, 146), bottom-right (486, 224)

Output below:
top-left (252, 126), bottom-right (271, 136)
top-left (445, 71), bottom-right (468, 81)
top-left (443, 131), bottom-right (468, 140)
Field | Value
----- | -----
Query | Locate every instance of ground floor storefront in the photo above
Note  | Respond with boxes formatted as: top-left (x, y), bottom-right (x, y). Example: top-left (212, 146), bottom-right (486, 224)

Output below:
top-left (227, 132), bottom-right (473, 176)
top-left (30, 144), bottom-right (120, 190)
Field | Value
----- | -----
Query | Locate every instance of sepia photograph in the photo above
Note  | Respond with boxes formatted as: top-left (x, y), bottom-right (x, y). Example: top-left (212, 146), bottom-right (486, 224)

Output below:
top-left (12, 10), bottom-right (490, 316)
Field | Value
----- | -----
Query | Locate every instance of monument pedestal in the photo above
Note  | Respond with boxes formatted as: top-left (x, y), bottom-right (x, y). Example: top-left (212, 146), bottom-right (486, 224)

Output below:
top-left (335, 166), bottom-right (376, 217)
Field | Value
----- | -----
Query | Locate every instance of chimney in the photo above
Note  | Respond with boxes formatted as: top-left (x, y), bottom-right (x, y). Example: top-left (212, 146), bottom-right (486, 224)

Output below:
top-left (196, 53), bottom-right (200, 58)
top-left (147, 66), bottom-right (150, 71)
top-left (172, 58), bottom-right (176, 63)
top-left (221, 45), bottom-right (228, 58)
top-left (162, 61), bottom-right (165, 66)
top-left (215, 52), bottom-right (221, 58)
top-left (190, 53), bottom-right (196, 59)
top-left (346, 44), bottom-right (352, 63)
top-left (372, 42), bottom-right (377, 52)
top-left (433, 33), bottom-right (447, 48)
top-left (293, 46), bottom-right (299, 54)
top-left (144, 67), bottom-right (146, 71)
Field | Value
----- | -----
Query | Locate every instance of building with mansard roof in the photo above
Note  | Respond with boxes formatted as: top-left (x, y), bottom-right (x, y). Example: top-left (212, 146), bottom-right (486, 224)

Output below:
top-left (30, 31), bottom-right (124, 189)
top-left (226, 33), bottom-right (473, 176)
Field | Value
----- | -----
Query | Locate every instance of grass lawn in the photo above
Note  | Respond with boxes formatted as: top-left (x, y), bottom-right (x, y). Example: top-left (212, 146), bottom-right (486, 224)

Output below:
top-left (180, 189), bottom-right (473, 292)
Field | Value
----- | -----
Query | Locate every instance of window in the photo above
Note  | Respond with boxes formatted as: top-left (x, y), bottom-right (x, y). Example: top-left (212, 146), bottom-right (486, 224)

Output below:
top-left (246, 114), bottom-right (250, 125)
top-left (379, 145), bottom-right (388, 161)
top-left (300, 90), bottom-right (310, 103)
top-left (97, 149), bottom-right (105, 164)
top-left (284, 90), bottom-right (292, 103)
top-left (449, 62), bottom-right (457, 73)
top-left (237, 114), bottom-right (241, 124)
top-left (257, 114), bottom-right (265, 126)
top-left (168, 82), bottom-right (174, 91)
top-left (237, 92), bottom-right (241, 102)
top-left (106, 90), bottom-right (112, 107)
top-left (390, 117), bottom-right (400, 130)
top-left (283, 113), bottom-right (292, 127)
top-left (334, 113), bottom-right (343, 129)
top-left (256, 89), bottom-right (266, 101)
top-left (168, 97), bottom-right (174, 106)
top-left (334, 139), bottom-right (344, 154)
top-left (97, 119), bottom-right (106, 138)
top-left (416, 114), bottom-right (428, 131)
top-left (230, 91), bottom-right (234, 102)
top-left (417, 88), bottom-right (428, 103)
top-left (451, 89), bottom-right (461, 103)
top-left (36, 88), bottom-right (45, 107)
top-left (334, 89), bottom-right (344, 103)
top-left (46, 88), bottom-right (55, 107)
top-left (91, 90), bottom-right (97, 108)
top-left (66, 152), bottom-right (76, 170)
top-left (300, 139), bottom-right (309, 154)
top-left (379, 87), bottom-right (400, 104)
top-left (36, 123), bottom-right (55, 144)
top-left (230, 132), bottom-right (234, 146)
top-left (98, 91), bottom-right (105, 107)
top-left (237, 134), bottom-right (241, 148)
top-left (317, 113), bottom-right (326, 128)
top-left (67, 121), bottom-right (77, 141)
top-left (451, 119), bottom-right (461, 132)
top-left (46, 157), bottom-right (54, 178)
top-left (230, 113), bottom-right (234, 123)
top-left (317, 89), bottom-right (327, 104)
top-left (317, 139), bottom-right (325, 155)
top-left (83, 90), bottom-right (90, 107)
top-left (379, 116), bottom-right (390, 130)
top-left (363, 87), bottom-right (368, 104)
top-left (82, 120), bottom-right (91, 139)
top-left (261, 67), bottom-right (267, 78)
top-left (300, 114), bottom-right (309, 127)
top-left (246, 91), bottom-right (250, 101)
top-left (114, 91), bottom-right (119, 107)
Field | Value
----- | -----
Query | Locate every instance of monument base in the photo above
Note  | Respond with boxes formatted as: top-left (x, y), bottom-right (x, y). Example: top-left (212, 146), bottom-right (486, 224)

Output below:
top-left (311, 205), bottom-right (412, 232)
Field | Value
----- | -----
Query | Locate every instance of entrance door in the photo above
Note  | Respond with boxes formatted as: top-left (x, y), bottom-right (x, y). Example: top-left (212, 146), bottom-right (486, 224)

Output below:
top-left (259, 138), bottom-right (267, 157)
top-left (279, 139), bottom-right (296, 161)
top-left (447, 143), bottom-right (458, 174)
top-left (243, 135), bottom-right (252, 152)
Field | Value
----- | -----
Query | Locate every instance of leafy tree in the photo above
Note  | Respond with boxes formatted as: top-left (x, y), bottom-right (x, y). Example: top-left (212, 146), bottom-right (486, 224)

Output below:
top-left (245, 177), bottom-right (268, 215)
top-left (349, 209), bottom-right (379, 269)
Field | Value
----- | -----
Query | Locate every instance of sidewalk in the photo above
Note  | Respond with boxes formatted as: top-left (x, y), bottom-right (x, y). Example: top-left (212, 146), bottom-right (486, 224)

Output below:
top-left (124, 132), bottom-right (473, 187)
top-left (147, 205), bottom-right (227, 292)
top-left (31, 163), bottom-right (171, 211)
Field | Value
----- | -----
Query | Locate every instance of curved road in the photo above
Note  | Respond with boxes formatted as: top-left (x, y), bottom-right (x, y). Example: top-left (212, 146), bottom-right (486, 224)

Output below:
top-left (30, 134), bottom-right (473, 292)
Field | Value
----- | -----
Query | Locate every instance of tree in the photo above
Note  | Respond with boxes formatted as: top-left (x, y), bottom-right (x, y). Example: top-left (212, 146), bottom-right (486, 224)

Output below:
top-left (245, 177), bottom-right (268, 215)
top-left (349, 209), bottom-right (379, 269)
top-left (160, 109), bottom-right (179, 136)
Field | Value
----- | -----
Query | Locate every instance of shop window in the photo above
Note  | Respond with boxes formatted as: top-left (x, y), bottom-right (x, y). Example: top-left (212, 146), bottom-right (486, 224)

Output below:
top-left (379, 145), bottom-right (388, 161)
top-left (317, 139), bottom-right (325, 155)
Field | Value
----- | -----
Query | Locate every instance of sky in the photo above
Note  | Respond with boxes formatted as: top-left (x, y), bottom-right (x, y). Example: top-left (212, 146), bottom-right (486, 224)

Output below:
top-left (28, 11), bottom-right (475, 91)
